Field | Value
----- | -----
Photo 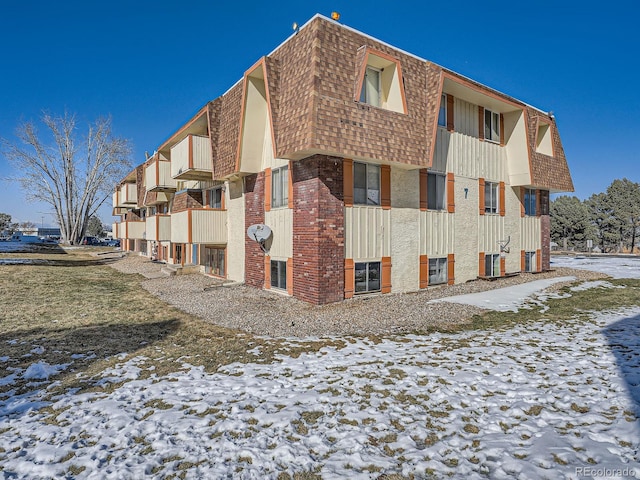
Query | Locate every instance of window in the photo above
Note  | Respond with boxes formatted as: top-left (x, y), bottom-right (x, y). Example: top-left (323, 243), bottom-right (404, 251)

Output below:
top-left (524, 188), bottom-right (537, 216)
top-left (355, 261), bottom-right (381, 293)
top-left (438, 94), bottom-right (446, 127)
top-left (524, 251), bottom-right (535, 273)
top-left (207, 187), bottom-right (223, 209)
top-left (270, 260), bottom-right (287, 290)
top-left (485, 253), bottom-right (500, 277)
top-left (428, 173), bottom-right (446, 210)
top-left (205, 247), bottom-right (225, 276)
top-left (484, 109), bottom-right (501, 143)
top-left (353, 162), bottom-right (380, 206)
top-left (429, 258), bottom-right (447, 285)
top-left (271, 166), bottom-right (289, 209)
top-left (484, 181), bottom-right (499, 214)
top-left (536, 123), bottom-right (553, 155)
top-left (148, 206), bottom-right (157, 216)
top-left (359, 66), bottom-right (381, 107)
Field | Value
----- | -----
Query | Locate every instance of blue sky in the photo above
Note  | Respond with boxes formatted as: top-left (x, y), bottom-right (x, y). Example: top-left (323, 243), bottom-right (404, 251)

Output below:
top-left (1, 0), bottom-right (638, 226)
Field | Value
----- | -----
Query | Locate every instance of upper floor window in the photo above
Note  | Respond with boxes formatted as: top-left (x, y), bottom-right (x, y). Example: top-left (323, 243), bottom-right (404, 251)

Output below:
top-left (428, 172), bottom-right (446, 210)
top-left (271, 166), bottom-right (289, 209)
top-left (484, 109), bottom-right (501, 143)
top-left (524, 188), bottom-right (536, 216)
top-left (207, 186), bottom-right (223, 209)
top-left (484, 181), bottom-right (499, 214)
top-left (438, 94), bottom-right (447, 127)
top-left (354, 162), bottom-right (380, 206)
top-left (360, 66), bottom-right (381, 107)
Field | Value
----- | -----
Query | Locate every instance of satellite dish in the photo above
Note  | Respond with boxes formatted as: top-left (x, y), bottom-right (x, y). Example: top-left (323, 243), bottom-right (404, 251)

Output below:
top-left (247, 224), bottom-right (272, 253)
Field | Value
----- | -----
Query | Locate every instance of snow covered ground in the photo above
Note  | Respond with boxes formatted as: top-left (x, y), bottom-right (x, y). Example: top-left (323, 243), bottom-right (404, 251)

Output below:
top-left (1, 258), bottom-right (639, 479)
top-left (551, 255), bottom-right (640, 279)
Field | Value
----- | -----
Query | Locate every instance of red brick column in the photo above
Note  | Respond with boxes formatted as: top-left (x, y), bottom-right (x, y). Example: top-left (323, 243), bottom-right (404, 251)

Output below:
top-left (244, 173), bottom-right (265, 288)
top-left (541, 214), bottom-right (551, 271)
top-left (292, 155), bottom-right (345, 304)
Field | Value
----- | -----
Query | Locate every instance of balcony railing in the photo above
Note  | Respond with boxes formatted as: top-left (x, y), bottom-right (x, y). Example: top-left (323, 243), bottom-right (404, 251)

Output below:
top-left (145, 214), bottom-right (171, 242)
top-left (171, 209), bottom-right (227, 244)
top-left (170, 135), bottom-right (213, 181)
top-left (145, 159), bottom-right (176, 192)
top-left (122, 220), bottom-right (146, 240)
top-left (112, 222), bottom-right (120, 239)
top-left (119, 183), bottom-right (138, 205)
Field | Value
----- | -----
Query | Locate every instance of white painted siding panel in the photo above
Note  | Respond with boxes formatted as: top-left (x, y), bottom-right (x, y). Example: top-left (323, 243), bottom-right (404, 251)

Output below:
top-left (265, 208), bottom-right (293, 258)
top-left (171, 210), bottom-right (227, 244)
top-left (345, 206), bottom-right (390, 260)
top-left (419, 211), bottom-right (455, 256)
top-left (479, 215), bottom-right (505, 253)
top-left (520, 216), bottom-right (541, 251)
top-left (454, 98), bottom-right (478, 137)
top-left (191, 135), bottom-right (212, 171)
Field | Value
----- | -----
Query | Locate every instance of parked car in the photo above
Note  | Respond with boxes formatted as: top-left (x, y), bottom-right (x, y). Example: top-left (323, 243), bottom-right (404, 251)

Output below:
top-left (103, 239), bottom-right (120, 247)
top-left (82, 236), bottom-right (101, 245)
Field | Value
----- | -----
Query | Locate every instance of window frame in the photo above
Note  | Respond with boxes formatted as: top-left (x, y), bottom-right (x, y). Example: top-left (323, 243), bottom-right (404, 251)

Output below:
top-left (271, 165), bottom-right (289, 209)
top-left (359, 66), bottom-right (382, 107)
top-left (524, 251), bottom-right (535, 273)
top-left (484, 181), bottom-right (499, 214)
top-left (485, 253), bottom-right (500, 277)
top-left (438, 94), bottom-right (447, 128)
top-left (427, 172), bottom-right (446, 211)
top-left (524, 188), bottom-right (537, 216)
top-left (205, 246), bottom-right (225, 277)
top-left (484, 108), bottom-right (501, 143)
top-left (353, 162), bottom-right (381, 206)
top-left (270, 259), bottom-right (287, 290)
top-left (354, 261), bottom-right (381, 294)
top-left (428, 257), bottom-right (447, 285)
top-left (206, 186), bottom-right (223, 209)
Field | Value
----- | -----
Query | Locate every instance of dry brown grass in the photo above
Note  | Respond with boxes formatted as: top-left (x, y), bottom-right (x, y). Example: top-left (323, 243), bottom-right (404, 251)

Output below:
top-left (0, 249), bottom-right (341, 398)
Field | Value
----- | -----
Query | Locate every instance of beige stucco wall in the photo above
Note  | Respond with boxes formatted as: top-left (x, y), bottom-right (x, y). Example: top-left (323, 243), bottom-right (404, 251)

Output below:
top-left (452, 175), bottom-right (479, 282)
top-left (390, 167), bottom-right (420, 293)
top-left (226, 178), bottom-right (245, 282)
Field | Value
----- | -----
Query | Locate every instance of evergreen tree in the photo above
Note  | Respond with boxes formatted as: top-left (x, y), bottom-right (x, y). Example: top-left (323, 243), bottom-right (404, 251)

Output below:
top-left (605, 178), bottom-right (640, 252)
top-left (550, 196), bottom-right (591, 250)
top-left (585, 193), bottom-right (617, 252)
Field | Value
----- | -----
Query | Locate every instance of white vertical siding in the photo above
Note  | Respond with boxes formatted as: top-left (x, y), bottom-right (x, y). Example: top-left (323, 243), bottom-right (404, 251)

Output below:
top-left (478, 215), bottom-right (505, 253)
top-left (454, 98), bottom-right (478, 137)
top-left (170, 135), bottom-right (212, 177)
top-left (419, 211), bottom-right (455, 256)
top-left (520, 216), bottom-right (541, 251)
top-left (171, 210), bottom-right (227, 244)
top-left (265, 208), bottom-right (293, 258)
top-left (344, 206), bottom-right (391, 260)
top-left (191, 135), bottom-right (212, 171)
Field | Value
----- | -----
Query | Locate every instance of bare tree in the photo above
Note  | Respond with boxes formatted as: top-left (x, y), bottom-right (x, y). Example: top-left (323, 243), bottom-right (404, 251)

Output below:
top-left (2, 112), bottom-right (132, 244)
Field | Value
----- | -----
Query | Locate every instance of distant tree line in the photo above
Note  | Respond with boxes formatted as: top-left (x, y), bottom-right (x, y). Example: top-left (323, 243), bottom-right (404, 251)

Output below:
top-left (551, 178), bottom-right (640, 253)
top-left (0, 213), bottom-right (36, 235)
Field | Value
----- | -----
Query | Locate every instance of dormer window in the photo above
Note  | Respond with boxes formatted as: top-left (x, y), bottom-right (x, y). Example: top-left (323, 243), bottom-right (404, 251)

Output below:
top-left (360, 66), bottom-right (381, 107)
top-left (355, 47), bottom-right (407, 114)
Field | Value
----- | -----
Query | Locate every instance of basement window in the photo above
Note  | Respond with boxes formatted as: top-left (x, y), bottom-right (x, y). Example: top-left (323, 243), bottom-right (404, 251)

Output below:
top-left (355, 261), bottom-right (381, 293)
top-left (524, 251), bottom-right (536, 273)
top-left (428, 257), bottom-right (447, 285)
top-left (270, 260), bottom-right (287, 290)
top-left (485, 253), bottom-right (500, 277)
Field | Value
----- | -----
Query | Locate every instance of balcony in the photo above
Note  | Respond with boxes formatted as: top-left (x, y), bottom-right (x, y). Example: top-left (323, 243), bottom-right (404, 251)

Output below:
top-left (112, 222), bottom-right (120, 239)
top-left (145, 159), bottom-right (176, 192)
top-left (145, 214), bottom-right (171, 242)
top-left (170, 135), bottom-right (213, 181)
top-left (122, 220), bottom-right (146, 240)
top-left (171, 209), bottom-right (227, 244)
top-left (118, 183), bottom-right (138, 206)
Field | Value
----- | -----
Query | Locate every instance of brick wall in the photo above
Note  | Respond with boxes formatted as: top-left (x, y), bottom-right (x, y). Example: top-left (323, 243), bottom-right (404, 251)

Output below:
top-left (244, 173), bottom-right (265, 288)
top-left (171, 190), bottom-right (203, 213)
top-left (135, 166), bottom-right (145, 207)
top-left (541, 214), bottom-right (551, 271)
top-left (292, 155), bottom-right (345, 304)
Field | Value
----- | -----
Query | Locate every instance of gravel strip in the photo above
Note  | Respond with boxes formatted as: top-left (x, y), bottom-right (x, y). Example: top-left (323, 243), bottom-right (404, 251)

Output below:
top-left (109, 254), bottom-right (607, 338)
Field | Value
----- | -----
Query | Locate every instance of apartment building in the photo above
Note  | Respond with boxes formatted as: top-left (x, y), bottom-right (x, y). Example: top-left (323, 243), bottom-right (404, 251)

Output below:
top-left (112, 14), bottom-right (573, 305)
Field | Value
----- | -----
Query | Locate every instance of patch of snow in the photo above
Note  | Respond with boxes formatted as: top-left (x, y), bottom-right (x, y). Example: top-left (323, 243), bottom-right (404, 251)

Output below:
top-left (570, 280), bottom-right (624, 292)
top-left (551, 255), bottom-right (640, 279)
top-left (23, 361), bottom-right (70, 380)
top-left (0, 308), bottom-right (638, 478)
top-left (30, 346), bottom-right (45, 355)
